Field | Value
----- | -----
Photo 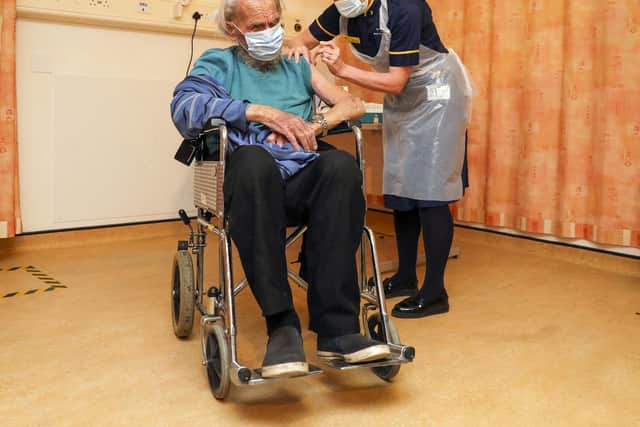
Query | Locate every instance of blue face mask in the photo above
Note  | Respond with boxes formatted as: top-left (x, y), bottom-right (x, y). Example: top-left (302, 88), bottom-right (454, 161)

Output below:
top-left (335, 0), bottom-right (368, 18)
top-left (233, 22), bottom-right (284, 61)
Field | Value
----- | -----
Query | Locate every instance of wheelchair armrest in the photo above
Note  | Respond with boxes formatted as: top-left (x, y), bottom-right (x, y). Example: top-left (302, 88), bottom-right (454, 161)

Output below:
top-left (326, 120), bottom-right (362, 136)
top-left (202, 118), bottom-right (227, 134)
top-left (323, 120), bottom-right (364, 173)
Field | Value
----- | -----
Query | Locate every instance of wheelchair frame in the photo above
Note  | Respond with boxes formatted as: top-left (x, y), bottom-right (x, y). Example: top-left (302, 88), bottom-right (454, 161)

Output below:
top-left (171, 118), bottom-right (415, 400)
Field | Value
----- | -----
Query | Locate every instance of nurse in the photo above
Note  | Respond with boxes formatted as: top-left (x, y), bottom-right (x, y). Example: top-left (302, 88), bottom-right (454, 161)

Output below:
top-left (290, 0), bottom-right (472, 318)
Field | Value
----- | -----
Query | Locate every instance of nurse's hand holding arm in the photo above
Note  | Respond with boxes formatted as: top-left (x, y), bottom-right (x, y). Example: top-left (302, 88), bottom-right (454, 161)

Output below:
top-left (313, 41), bottom-right (412, 95)
top-left (286, 27), bottom-right (320, 64)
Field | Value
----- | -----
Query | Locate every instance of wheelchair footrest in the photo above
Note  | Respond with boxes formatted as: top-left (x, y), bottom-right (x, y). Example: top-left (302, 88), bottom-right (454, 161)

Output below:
top-left (320, 343), bottom-right (415, 370)
top-left (242, 364), bottom-right (324, 385)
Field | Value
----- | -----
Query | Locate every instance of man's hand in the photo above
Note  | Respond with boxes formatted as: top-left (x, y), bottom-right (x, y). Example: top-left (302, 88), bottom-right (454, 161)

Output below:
top-left (267, 120), bottom-right (324, 147)
top-left (309, 122), bottom-right (323, 137)
top-left (265, 132), bottom-right (287, 147)
top-left (247, 104), bottom-right (318, 151)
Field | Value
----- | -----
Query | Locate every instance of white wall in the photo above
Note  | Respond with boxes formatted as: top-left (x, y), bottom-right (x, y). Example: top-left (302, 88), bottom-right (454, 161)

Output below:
top-left (17, 19), bottom-right (230, 232)
top-left (16, 17), bottom-right (638, 257)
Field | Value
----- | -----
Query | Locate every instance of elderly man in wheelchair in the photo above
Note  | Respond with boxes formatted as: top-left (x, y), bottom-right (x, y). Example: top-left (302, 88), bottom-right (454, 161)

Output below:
top-left (170, 0), bottom-right (414, 398)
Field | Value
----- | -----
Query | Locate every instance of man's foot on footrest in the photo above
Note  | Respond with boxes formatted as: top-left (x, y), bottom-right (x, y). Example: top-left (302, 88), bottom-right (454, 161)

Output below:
top-left (317, 333), bottom-right (391, 364)
top-left (261, 326), bottom-right (309, 378)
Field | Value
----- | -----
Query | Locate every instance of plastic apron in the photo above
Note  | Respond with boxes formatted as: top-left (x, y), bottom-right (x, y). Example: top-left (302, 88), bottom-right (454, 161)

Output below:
top-left (339, 0), bottom-right (473, 201)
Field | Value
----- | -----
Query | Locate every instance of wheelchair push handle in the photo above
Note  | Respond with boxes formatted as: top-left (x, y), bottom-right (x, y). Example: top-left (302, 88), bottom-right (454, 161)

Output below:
top-left (179, 209), bottom-right (191, 226)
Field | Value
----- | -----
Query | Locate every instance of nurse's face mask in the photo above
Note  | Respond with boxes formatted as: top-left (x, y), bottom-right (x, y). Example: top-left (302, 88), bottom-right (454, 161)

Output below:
top-left (335, 0), bottom-right (368, 18)
top-left (231, 21), bottom-right (284, 62)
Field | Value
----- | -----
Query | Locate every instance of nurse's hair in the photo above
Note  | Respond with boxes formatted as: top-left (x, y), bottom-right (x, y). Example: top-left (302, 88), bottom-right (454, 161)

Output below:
top-left (216, 0), bottom-right (284, 35)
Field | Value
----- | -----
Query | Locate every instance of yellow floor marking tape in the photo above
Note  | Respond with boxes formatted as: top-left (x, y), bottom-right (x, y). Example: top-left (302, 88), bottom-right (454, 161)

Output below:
top-left (1, 266), bottom-right (68, 299)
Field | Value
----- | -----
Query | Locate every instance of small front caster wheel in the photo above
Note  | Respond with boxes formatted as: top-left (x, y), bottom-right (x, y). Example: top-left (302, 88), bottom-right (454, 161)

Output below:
top-left (204, 324), bottom-right (231, 399)
top-left (367, 313), bottom-right (401, 381)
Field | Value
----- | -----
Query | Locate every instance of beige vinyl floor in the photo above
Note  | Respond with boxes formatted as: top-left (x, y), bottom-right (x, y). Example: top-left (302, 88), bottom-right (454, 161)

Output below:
top-left (1, 213), bottom-right (639, 427)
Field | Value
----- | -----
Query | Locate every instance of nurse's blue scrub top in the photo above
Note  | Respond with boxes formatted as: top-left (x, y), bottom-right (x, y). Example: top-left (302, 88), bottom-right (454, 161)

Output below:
top-left (310, 0), bottom-right (447, 65)
top-left (309, 0), bottom-right (468, 210)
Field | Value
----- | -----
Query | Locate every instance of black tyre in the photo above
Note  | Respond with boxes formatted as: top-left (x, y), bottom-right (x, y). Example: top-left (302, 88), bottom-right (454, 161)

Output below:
top-left (204, 324), bottom-right (231, 400)
top-left (171, 250), bottom-right (195, 338)
top-left (367, 313), bottom-right (401, 381)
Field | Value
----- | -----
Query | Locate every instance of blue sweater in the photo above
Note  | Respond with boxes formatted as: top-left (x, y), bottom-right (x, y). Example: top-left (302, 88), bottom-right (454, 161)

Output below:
top-left (170, 61), bottom-right (319, 179)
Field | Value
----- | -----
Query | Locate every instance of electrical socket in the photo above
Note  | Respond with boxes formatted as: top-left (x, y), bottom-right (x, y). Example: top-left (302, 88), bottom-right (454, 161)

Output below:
top-left (89, 0), bottom-right (111, 8)
top-left (136, 1), bottom-right (151, 14)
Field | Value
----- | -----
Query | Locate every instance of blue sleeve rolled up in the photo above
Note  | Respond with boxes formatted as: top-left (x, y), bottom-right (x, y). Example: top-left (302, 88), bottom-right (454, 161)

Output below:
top-left (170, 74), bottom-right (250, 139)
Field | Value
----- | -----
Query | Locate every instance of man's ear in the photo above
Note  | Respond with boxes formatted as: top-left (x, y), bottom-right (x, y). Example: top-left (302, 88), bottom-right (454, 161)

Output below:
top-left (227, 22), bottom-right (248, 48)
top-left (224, 21), bottom-right (237, 38)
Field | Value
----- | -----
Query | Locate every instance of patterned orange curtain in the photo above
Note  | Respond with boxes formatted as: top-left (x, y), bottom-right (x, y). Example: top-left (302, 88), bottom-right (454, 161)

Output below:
top-left (439, 0), bottom-right (640, 248)
top-left (341, 0), bottom-right (639, 248)
top-left (0, 0), bottom-right (21, 238)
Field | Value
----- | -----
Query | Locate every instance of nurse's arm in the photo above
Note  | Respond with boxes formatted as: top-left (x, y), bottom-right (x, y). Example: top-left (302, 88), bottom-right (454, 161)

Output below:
top-left (334, 65), bottom-right (413, 96)
top-left (315, 41), bottom-right (412, 95)
top-left (299, 28), bottom-right (322, 50)
top-left (309, 66), bottom-right (366, 133)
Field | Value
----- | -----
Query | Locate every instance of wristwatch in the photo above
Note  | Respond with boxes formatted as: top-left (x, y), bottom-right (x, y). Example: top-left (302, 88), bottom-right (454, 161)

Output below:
top-left (311, 113), bottom-right (329, 137)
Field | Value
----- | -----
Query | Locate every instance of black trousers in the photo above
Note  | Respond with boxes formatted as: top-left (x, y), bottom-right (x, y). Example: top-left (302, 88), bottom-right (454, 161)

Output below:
top-left (223, 146), bottom-right (365, 337)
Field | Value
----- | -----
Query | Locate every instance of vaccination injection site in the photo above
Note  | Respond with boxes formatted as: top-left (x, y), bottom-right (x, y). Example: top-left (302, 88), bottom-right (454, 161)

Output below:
top-left (1, 0), bottom-right (639, 425)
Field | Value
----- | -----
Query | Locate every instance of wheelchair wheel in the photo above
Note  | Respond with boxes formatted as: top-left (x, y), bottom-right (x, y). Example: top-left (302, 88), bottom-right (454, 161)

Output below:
top-left (171, 250), bottom-right (195, 338)
top-left (204, 324), bottom-right (231, 400)
top-left (367, 314), bottom-right (401, 381)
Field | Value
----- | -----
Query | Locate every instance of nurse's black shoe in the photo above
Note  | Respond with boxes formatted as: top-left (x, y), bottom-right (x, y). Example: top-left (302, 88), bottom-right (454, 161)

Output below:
top-left (382, 276), bottom-right (418, 298)
top-left (375, 276), bottom-right (419, 298)
top-left (391, 293), bottom-right (449, 319)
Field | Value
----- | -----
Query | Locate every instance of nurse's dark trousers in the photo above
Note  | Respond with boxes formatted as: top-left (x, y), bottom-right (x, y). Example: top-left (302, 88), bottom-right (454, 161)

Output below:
top-left (223, 146), bottom-right (364, 337)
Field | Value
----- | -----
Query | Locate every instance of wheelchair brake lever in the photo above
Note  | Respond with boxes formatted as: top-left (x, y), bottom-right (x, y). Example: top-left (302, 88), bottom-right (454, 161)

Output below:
top-left (179, 209), bottom-right (194, 232)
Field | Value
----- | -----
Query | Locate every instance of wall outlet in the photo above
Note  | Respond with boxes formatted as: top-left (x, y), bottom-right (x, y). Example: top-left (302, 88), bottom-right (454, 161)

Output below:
top-left (136, 1), bottom-right (151, 14)
top-left (89, 0), bottom-right (111, 8)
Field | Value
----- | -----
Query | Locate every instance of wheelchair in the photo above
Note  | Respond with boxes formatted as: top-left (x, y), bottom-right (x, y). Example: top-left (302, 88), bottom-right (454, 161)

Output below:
top-left (170, 117), bottom-right (415, 400)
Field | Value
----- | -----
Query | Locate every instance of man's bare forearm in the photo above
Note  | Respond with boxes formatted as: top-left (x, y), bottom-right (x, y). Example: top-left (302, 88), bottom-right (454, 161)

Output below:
top-left (321, 95), bottom-right (365, 131)
top-left (246, 104), bottom-right (270, 124)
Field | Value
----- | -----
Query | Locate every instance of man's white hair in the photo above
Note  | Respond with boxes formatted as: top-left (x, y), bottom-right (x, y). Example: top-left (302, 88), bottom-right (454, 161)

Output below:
top-left (216, 0), bottom-right (284, 34)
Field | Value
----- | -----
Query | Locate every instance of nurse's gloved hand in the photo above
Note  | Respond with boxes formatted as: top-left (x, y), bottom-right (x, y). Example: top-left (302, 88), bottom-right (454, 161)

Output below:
top-left (286, 46), bottom-right (313, 65)
top-left (313, 41), bottom-right (345, 77)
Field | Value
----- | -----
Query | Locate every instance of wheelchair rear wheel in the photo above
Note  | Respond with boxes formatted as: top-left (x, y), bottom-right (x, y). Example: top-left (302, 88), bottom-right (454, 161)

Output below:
top-left (171, 250), bottom-right (195, 338)
top-left (367, 314), bottom-right (401, 381)
top-left (204, 324), bottom-right (231, 400)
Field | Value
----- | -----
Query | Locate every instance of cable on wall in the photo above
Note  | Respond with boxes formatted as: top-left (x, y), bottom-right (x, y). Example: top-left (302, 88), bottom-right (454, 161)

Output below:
top-left (185, 11), bottom-right (202, 77)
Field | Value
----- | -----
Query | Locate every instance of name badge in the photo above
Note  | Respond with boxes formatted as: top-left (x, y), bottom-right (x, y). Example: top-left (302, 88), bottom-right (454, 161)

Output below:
top-left (343, 35), bottom-right (361, 44)
top-left (426, 84), bottom-right (451, 101)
